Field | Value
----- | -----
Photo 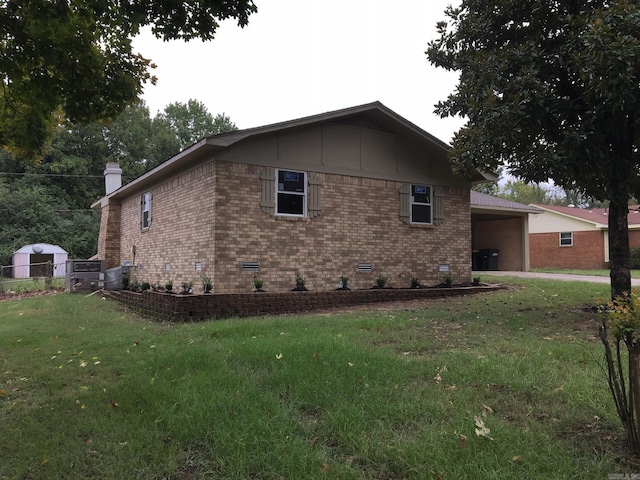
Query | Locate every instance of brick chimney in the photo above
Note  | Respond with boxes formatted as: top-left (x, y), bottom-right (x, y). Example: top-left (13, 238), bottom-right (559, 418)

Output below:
top-left (103, 162), bottom-right (122, 195)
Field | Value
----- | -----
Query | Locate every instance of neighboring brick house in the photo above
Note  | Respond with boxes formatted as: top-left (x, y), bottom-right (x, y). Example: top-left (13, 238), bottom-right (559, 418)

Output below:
top-left (92, 102), bottom-right (488, 293)
top-left (529, 204), bottom-right (640, 269)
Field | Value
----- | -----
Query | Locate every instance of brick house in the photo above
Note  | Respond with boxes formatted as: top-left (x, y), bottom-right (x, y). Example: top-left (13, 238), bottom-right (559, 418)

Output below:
top-left (92, 102), bottom-right (489, 293)
top-left (529, 204), bottom-right (640, 269)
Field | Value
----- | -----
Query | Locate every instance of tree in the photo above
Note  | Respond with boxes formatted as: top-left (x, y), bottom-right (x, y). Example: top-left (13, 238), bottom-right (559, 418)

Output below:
top-left (0, 100), bottom-right (236, 265)
top-left (157, 99), bottom-right (237, 150)
top-left (497, 179), bottom-right (563, 205)
top-left (0, 0), bottom-right (256, 159)
top-left (427, 0), bottom-right (640, 299)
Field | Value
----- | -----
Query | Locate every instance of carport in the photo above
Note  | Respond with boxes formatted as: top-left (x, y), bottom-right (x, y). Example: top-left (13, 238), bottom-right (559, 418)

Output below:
top-left (470, 191), bottom-right (543, 272)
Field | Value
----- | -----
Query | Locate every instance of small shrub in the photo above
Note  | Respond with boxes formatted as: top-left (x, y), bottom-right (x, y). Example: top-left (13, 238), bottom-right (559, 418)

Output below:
top-left (181, 281), bottom-right (193, 294)
top-left (253, 278), bottom-right (264, 291)
top-left (293, 273), bottom-right (307, 291)
top-left (165, 281), bottom-right (173, 292)
top-left (122, 277), bottom-right (130, 290)
top-left (410, 276), bottom-right (421, 289)
top-left (444, 274), bottom-right (453, 287)
top-left (472, 276), bottom-right (481, 286)
top-left (376, 276), bottom-right (388, 288)
top-left (339, 275), bottom-right (350, 289)
top-left (140, 282), bottom-right (151, 291)
top-left (202, 275), bottom-right (212, 293)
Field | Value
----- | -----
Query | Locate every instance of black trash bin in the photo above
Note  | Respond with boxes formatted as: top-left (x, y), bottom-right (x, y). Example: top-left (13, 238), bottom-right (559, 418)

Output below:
top-left (472, 250), bottom-right (480, 271)
top-left (479, 249), bottom-right (500, 270)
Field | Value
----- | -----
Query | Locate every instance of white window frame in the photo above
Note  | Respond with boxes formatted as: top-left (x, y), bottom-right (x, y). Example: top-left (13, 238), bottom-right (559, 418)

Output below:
top-left (276, 169), bottom-right (307, 217)
top-left (410, 184), bottom-right (433, 225)
top-left (559, 232), bottom-right (573, 246)
top-left (141, 191), bottom-right (152, 230)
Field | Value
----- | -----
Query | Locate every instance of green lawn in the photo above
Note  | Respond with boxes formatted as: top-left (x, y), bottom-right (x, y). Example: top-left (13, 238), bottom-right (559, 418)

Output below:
top-left (0, 278), bottom-right (636, 479)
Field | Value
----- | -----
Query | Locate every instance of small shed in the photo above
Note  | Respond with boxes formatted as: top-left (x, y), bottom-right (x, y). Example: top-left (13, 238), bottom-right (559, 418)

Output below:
top-left (12, 244), bottom-right (68, 278)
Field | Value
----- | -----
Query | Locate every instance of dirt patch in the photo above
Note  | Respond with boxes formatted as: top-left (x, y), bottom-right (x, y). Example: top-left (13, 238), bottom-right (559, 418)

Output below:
top-left (0, 288), bottom-right (64, 302)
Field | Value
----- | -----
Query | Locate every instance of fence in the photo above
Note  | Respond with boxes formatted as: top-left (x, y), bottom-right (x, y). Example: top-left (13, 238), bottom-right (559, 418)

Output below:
top-left (0, 261), bottom-right (62, 293)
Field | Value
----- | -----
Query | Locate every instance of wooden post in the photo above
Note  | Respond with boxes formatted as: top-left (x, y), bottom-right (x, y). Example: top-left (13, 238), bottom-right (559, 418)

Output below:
top-left (45, 261), bottom-right (52, 289)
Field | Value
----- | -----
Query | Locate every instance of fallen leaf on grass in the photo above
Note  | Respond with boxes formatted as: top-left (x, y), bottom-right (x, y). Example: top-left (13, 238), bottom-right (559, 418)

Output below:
top-left (474, 416), bottom-right (493, 440)
top-left (458, 434), bottom-right (467, 449)
top-left (482, 404), bottom-right (494, 414)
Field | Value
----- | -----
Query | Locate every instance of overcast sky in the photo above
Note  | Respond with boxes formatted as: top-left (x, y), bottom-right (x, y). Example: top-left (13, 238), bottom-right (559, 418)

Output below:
top-left (132, 0), bottom-right (463, 144)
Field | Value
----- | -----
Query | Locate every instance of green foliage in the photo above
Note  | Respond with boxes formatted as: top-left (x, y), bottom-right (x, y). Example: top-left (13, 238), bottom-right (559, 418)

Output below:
top-left (295, 273), bottom-right (305, 289)
top-left (497, 180), bottom-right (561, 205)
top-left (444, 274), bottom-right (453, 287)
top-left (0, 100), bottom-right (236, 268)
top-left (601, 291), bottom-right (640, 452)
top-left (201, 275), bottom-right (212, 293)
top-left (339, 275), bottom-right (349, 289)
top-left (607, 292), bottom-right (640, 341)
top-left (375, 275), bottom-right (388, 288)
top-left (253, 278), bottom-right (264, 291)
top-left (410, 276), bottom-right (421, 288)
top-left (0, 0), bottom-right (256, 159)
top-left (157, 99), bottom-right (237, 149)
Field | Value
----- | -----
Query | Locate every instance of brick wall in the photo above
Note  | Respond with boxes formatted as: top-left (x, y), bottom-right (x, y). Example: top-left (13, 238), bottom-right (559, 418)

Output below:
top-left (472, 217), bottom-right (524, 270)
top-left (106, 285), bottom-right (502, 322)
top-left (97, 203), bottom-right (121, 269)
top-left (112, 160), bottom-right (471, 293)
top-left (530, 230), bottom-right (606, 269)
top-left (118, 162), bottom-right (217, 288)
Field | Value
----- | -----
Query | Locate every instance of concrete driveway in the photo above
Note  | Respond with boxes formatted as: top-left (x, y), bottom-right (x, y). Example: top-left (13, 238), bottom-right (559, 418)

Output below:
top-left (476, 271), bottom-right (640, 287)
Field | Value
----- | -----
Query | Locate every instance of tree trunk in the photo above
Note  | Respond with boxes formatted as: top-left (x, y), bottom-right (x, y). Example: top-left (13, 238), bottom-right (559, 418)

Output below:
top-left (609, 197), bottom-right (631, 299)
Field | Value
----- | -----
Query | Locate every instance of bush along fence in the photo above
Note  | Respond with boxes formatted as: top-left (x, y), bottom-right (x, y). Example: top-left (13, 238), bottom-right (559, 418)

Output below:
top-left (105, 285), bottom-right (504, 322)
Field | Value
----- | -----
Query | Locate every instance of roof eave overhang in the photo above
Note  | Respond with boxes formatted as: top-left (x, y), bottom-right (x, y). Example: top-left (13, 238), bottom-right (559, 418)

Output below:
top-left (91, 101), bottom-right (484, 207)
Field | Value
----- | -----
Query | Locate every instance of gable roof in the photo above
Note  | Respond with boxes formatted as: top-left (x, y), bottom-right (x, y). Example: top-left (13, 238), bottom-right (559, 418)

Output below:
top-left (92, 102), bottom-right (488, 207)
top-left (14, 243), bottom-right (68, 255)
top-left (531, 204), bottom-right (640, 228)
top-left (471, 191), bottom-right (543, 214)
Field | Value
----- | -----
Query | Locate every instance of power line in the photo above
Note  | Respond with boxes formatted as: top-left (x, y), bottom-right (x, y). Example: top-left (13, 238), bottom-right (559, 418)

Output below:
top-left (0, 172), bottom-right (134, 179)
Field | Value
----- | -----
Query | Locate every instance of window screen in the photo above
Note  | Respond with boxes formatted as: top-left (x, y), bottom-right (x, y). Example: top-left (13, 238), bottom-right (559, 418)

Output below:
top-left (560, 232), bottom-right (573, 246)
top-left (277, 170), bottom-right (306, 216)
top-left (142, 192), bottom-right (151, 229)
top-left (410, 185), bottom-right (432, 224)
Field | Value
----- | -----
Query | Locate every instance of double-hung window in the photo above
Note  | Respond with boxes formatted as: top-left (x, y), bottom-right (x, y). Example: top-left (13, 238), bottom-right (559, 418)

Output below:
top-left (560, 232), bottom-right (573, 246)
top-left (410, 185), bottom-right (432, 224)
top-left (141, 191), bottom-right (152, 230)
top-left (276, 169), bottom-right (306, 217)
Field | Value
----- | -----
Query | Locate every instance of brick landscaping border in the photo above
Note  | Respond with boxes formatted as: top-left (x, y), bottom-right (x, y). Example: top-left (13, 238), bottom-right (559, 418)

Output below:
top-left (105, 285), bottom-right (504, 322)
